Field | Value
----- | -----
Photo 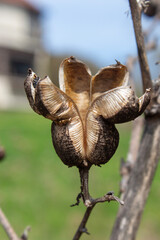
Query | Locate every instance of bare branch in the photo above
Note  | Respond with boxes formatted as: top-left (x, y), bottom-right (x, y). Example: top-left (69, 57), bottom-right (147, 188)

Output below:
top-left (73, 191), bottom-right (123, 240)
top-left (0, 207), bottom-right (30, 240)
top-left (129, 0), bottom-right (152, 92)
top-left (72, 206), bottom-right (93, 240)
top-left (0, 208), bottom-right (19, 240)
top-left (73, 166), bottom-right (124, 240)
top-left (110, 1), bottom-right (160, 240)
top-left (92, 192), bottom-right (124, 206)
top-left (122, 15), bottom-right (158, 197)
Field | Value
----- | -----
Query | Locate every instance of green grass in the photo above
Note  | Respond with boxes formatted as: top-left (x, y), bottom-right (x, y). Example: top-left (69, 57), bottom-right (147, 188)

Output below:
top-left (0, 111), bottom-right (160, 240)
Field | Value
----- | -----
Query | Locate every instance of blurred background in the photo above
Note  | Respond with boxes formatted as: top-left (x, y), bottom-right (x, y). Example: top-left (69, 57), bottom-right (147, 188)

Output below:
top-left (0, 0), bottom-right (160, 239)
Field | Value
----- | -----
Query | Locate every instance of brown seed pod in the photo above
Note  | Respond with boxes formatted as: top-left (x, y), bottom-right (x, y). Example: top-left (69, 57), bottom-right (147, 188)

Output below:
top-left (24, 57), bottom-right (151, 167)
top-left (143, 0), bottom-right (160, 17)
top-left (86, 86), bottom-right (150, 165)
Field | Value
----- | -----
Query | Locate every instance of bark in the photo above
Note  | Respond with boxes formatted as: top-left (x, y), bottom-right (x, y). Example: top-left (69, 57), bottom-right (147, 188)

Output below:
top-left (120, 117), bottom-right (143, 196)
top-left (110, 117), bottom-right (160, 240)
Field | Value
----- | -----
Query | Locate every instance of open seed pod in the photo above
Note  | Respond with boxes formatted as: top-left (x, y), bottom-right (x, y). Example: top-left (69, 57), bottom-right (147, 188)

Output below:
top-left (24, 57), bottom-right (151, 167)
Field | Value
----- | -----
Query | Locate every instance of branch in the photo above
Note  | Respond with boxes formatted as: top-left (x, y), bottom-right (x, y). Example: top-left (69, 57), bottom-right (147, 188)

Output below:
top-left (110, 111), bottom-right (160, 240)
top-left (129, 0), bottom-right (152, 92)
top-left (72, 206), bottom-right (93, 240)
top-left (72, 167), bottom-right (124, 240)
top-left (120, 117), bottom-right (143, 197)
top-left (0, 207), bottom-right (30, 240)
top-left (73, 191), bottom-right (124, 240)
top-left (121, 0), bottom-right (158, 197)
top-left (111, 79), bottom-right (160, 240)
top-left (0, 208), bottom-right (19, 240)
top-left (110, 0), bottom-right (160, 236)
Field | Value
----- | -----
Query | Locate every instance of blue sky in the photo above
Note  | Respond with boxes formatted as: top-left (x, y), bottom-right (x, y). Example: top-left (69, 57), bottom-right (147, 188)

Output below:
top-left (27, 0), bottom-right (157, 70)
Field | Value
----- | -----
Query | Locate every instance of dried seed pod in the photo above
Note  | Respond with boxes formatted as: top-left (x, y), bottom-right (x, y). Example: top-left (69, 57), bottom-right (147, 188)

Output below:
top-left (24, 57), bottom-right (151, 167)
top-left (59, 56), bottom-right (91, 123)
top-left (25, 69), bottom-right (86, 167)
top-left (91, 61), bottom-right (128, 101)
top-left (24, 69), bottom-right (52, 119)
top-left (86, 86), bottom-right (150, 165)
top-left (38, 77), bottom-right (86, 167)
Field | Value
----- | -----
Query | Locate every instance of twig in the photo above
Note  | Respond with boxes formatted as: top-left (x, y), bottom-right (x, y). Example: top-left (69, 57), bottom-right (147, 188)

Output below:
top-left (0, 208), bottom-right (30, 240)
top-left (120, 0), bottom-right (158, 198)
top-left (70, 193), bottom-right (82, 207)
top-left (92, 192), bottom-right (124, 206)
top-left (122, 10), bottom-right (158, 196)
top-left (129, 0), bottom-right (152, 92)
top-left (20, 226), bottom-right (31, 240)
top-left (72, 206), bottom-right (93, 240)
top-left (73, 191), bottom-right (123, 240)
top-left (0, 208), bottom-right (19, 240)
top-left (72, 166), bottom-right (124, 240)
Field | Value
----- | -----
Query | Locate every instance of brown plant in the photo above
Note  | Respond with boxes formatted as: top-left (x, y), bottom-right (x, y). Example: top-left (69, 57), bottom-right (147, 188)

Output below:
top-left (24, 57), bottom-right (150, 168)
top-left (24, 56), bottom-right (150, 239)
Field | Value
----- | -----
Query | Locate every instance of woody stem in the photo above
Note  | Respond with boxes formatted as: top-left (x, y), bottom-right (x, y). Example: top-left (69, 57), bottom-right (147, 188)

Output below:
top-left (73, 167), bottom-right (124, 240)
top-left (79, 167), bottom-right (91, 205)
